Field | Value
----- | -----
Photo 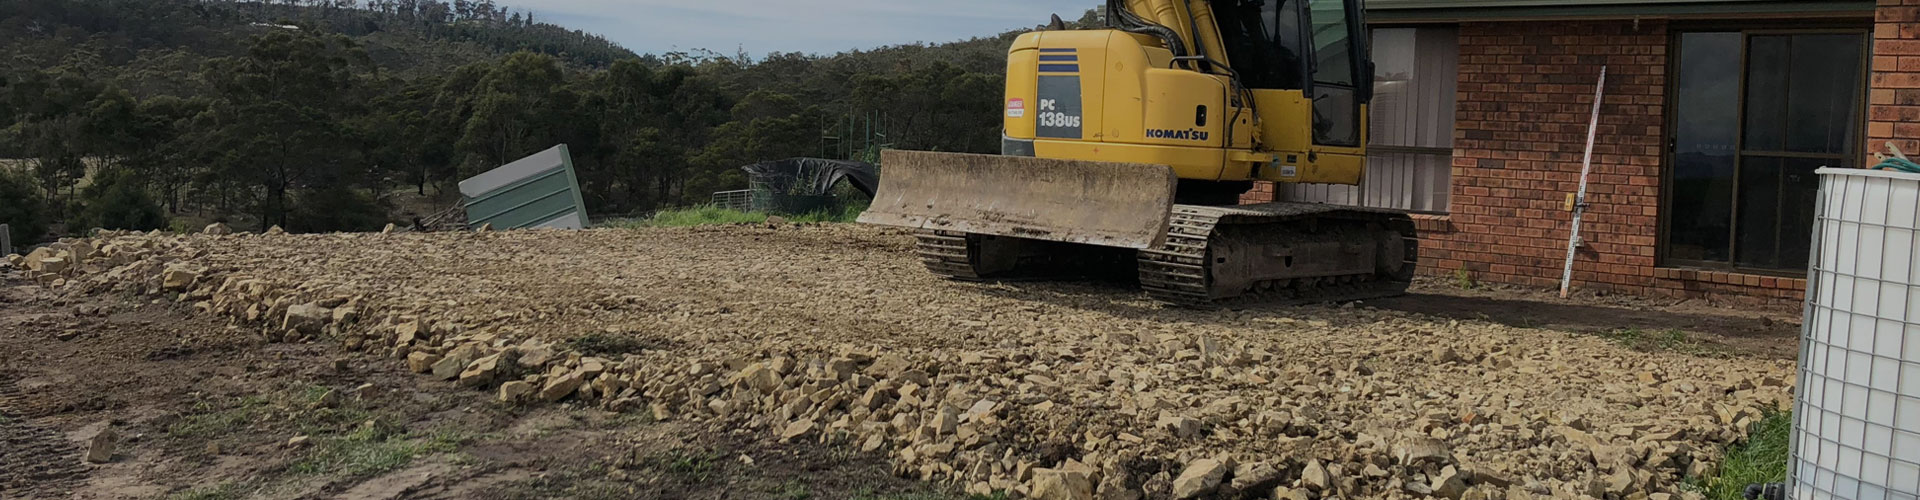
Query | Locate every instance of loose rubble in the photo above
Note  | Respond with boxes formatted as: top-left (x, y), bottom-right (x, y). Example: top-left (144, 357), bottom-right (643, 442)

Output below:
top-left (2, 225), bottom-right (1797, 499)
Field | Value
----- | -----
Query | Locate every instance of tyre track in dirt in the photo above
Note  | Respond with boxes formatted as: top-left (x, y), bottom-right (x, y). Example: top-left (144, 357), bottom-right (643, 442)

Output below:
top-left (0, 373), bottom-right (89, 498)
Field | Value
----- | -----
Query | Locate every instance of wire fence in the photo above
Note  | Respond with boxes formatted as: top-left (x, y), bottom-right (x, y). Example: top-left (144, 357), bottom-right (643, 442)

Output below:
top-left (710, 190), bottom-right (753, 212)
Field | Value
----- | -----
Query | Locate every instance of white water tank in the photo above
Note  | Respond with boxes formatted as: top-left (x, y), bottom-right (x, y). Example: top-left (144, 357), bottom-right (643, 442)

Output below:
top-left (1791, 168), bottom-right (1920, 500)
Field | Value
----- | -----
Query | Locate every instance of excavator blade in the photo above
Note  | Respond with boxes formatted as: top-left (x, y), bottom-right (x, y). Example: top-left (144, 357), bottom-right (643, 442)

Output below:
top-left (859, 150), bottom-right (1178, 249)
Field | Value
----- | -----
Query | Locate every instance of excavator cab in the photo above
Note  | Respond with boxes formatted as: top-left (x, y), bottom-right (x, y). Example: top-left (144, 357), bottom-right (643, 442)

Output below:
top-left (861, 0), bottom-right (1419, 306)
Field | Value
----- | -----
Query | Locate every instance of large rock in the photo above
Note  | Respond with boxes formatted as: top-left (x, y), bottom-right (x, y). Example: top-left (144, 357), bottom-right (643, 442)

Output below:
top-left (282, 303), bottom-right (331, 335)
top-left (1431, 467), bottom-right (1470, 499)
top-left (202, 223), bottom-right (233, 235)
top-left (781, 420), bottom-right (816, 441)
top-left (499, 381), bottom-right (534, 402)
top-left (162, 267), bottom-right (200, 291)
top-left (1157, 412), bottom-right (1201, 439)
top-left (1301, 459), bottom-right (1332, 492)
top-left (1171, 457), bottom-right (1230, 499)
top-left (539, 369), bottom-right (588, 402)
top-left (868, 353), bottom-right (911, 376)
top-left (84, 426), bottom-right (117, 464)
top-left (517, 345), bottom-right (555, 368)
top-left (394, 320), bottom-right (422, 346)
top-left (431, 355), bottom-right (469, 380)
top-left (1031, 467), bottom-right (1095, 500)
top-left (406, 352), bottom-right (442, 373)
top-left (459, 353), bottom-right (511, 387)
top-left (37, 257), bottom-right (69, 275)
top-left (736, 363), bottom-right (780, 393)
top-left (1397, 437), bottom-right (1453, 465)
top-left (1229, 461), bottom-right (1280, 492)
top-left (1271, 486), bottom-right (1311, 500)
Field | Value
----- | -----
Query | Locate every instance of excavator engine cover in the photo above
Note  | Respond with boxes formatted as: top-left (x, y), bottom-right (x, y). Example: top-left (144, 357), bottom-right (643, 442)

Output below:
top-left (859, 150), bottom-right (1178, 250)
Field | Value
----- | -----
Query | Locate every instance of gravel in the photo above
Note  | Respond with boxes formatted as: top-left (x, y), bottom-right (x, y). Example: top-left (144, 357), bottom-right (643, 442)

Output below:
top-left (9, 224), bottom-right (1796, 499)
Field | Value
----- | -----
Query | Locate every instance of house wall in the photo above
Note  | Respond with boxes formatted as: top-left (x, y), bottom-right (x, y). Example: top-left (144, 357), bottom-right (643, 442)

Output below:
top-left (1873, 1), bottom-right (1920, 159)
top-left (1247, 18), bottom-right (1830, 301)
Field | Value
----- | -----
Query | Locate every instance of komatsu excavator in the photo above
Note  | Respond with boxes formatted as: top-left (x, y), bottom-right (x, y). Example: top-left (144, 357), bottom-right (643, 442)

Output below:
top-left (859, 0), bottom-right (1416, 307)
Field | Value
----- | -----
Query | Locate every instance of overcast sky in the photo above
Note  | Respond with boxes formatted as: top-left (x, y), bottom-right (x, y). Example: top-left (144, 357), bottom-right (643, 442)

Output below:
top-left (513, 0), bottom-right (1100, 57)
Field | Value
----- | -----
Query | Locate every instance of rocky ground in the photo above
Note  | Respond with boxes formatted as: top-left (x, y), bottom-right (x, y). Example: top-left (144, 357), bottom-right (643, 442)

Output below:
top-left (2, 224), bottom-right (1801, 499)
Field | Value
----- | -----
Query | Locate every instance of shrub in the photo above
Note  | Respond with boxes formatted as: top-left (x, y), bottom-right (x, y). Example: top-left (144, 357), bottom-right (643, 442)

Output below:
top-left (0, 169), bottom-right (49, 246)
top-left (290, 185), bottom-right (388, 233)
top-left (77, 168), bottom-right (169, 232)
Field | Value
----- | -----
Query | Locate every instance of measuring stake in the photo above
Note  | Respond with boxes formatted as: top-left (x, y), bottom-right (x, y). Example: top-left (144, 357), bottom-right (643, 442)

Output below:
top-left (1560, 67), bottom-right (1606, 299)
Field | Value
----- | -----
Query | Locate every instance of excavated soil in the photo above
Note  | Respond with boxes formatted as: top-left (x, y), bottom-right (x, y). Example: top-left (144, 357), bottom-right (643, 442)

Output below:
top-left (3, 224), bottom-right (1800, 500)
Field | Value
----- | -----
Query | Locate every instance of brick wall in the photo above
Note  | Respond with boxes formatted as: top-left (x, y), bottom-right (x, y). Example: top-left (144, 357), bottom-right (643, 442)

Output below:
top-left (1873, 1), bottom-right (1920, 158)
top-left (1242, 14), bottom-right (1920, 302)
top-left (1425, 20), bottom-right (1670, 295)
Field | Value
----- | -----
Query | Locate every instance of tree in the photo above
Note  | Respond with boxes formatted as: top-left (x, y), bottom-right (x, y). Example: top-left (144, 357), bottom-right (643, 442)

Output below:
top-left (200, 30), bottom-right (371, 230)
top-left (75, 167), bottom-right (168, 232)
top-left (454, 51), bottom-right (573, 175)
top-left (0, 169), bottom-right (48, 247)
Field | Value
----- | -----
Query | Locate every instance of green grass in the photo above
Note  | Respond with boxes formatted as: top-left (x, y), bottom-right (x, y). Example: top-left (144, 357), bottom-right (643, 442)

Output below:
top-left (643, 448), bottom-right (719, 483)
top-left (616, 202), bottom-right (868, 228)
top-left (636, 205), bottom-right (769, 227)
top-left (1690, 411), bottom-right (1792, 500)
top-left (1451, 266), bottom-right (1478, 290)
top-left (788, 202), bottom-right (868, 224)
top-left (289, 424), bottom-right (463, 477)
top-left (777, 480), bottom-right (814, 500)
top-left (167, 396), bottom-right (271, 439)
top-left (165, 482), bottom-right (248, 500)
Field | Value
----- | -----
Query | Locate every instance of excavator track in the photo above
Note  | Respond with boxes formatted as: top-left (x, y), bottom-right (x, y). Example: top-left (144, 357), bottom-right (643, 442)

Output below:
top-left (914, 230), bottom-right (1134, 282)
top-left (1139, 203), bottom-right (1418, 307)
top-left (916, 231), bottom-right (983, 280)
top-left (916, 203), bottom-right (1418, 307)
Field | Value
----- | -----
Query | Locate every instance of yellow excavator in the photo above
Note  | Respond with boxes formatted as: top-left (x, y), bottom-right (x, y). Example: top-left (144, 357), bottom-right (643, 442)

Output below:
top-left (859, 0), bottom-right (1416, 307)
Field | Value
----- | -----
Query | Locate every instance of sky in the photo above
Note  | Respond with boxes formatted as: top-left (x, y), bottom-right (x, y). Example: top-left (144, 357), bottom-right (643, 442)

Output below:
top-left (512, 0), bottom-right (1100, 58)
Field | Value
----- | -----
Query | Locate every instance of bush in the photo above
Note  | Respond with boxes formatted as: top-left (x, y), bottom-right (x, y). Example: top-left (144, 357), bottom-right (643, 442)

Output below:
top-left (290, 185), bottom-right (388, 233)
top-left (0, 169), bottom-right (49, 247)
top-left (77, 168), bottom-right (169, 232)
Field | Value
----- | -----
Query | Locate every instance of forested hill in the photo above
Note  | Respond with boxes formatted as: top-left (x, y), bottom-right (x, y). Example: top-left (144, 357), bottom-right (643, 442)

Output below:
top-left (0, 0), bottom-right (1100, 245)
top-left (2, 0), bottom-right (634, 86)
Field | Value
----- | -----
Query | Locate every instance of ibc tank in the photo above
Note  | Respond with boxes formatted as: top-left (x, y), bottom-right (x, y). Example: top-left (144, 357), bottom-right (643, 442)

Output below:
top-left (1792, 168), bottom-right (1920, 500)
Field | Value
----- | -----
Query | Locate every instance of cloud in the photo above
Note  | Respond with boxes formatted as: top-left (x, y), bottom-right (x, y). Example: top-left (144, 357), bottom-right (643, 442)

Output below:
top-left (510, 0), bottom-right (1097, 56)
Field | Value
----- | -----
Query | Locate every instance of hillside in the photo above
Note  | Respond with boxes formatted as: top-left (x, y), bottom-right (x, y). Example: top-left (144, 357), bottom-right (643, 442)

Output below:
top-left (0, 0), bottom-right (1090, 244)
top-left (0, 0), bottom-right (635, 92)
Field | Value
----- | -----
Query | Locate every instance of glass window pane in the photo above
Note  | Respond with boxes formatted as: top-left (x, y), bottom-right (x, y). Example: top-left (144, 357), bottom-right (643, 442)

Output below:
top-left (1736, 156), bottom-right (1784, 268)
top-left (1370, 28), bottom-right (1417, 147)
top-left (1209, 0), bottom-right (1303, 90)
top-left (1743, 36), bottom-right (1790, 152)
top-left (1668, 32), bottom-right (1741, 263)
top-left (1309, 0), bottom-right (1354, 86)
top-left (1785, 34), bottom-right (1864, 155)
top-left (1314, 86), bottom-right (1359, 146)
top-left (1737, 156), bottom-right (1825, 270)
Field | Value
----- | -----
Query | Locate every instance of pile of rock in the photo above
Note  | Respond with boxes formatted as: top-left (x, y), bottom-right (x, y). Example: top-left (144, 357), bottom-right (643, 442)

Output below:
top-left (5, 227), bottom-right (1796, 500)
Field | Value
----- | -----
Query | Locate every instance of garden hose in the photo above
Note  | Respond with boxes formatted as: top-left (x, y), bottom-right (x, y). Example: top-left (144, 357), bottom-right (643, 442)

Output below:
top-left (1874, 156), bottom-right (1920, 174)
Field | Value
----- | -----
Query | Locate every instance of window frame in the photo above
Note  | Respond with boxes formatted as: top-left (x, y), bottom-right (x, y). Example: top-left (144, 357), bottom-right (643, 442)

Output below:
top-left (1302, 0), bottom-right (1370, 147)
top-left (1657, 24), bottom-right (1871, 276)
top-left (1278, 24), bottom-right (1456, 214)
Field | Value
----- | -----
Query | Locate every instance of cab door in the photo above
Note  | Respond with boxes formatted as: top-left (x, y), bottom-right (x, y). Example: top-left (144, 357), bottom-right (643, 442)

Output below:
top-left (1305, 0), bottom-right (1370, 164)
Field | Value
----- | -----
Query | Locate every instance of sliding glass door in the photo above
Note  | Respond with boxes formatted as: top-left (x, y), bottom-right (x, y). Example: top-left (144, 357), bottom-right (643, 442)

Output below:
top-left (1662, 30), bottom-right (1867, 273)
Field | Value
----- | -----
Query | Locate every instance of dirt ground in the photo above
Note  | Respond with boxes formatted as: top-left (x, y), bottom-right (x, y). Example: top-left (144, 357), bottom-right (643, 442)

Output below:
top-left (0, 224), bottom-right (1804, 499)
top-left (0, 285), bottom-right (972, 500)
